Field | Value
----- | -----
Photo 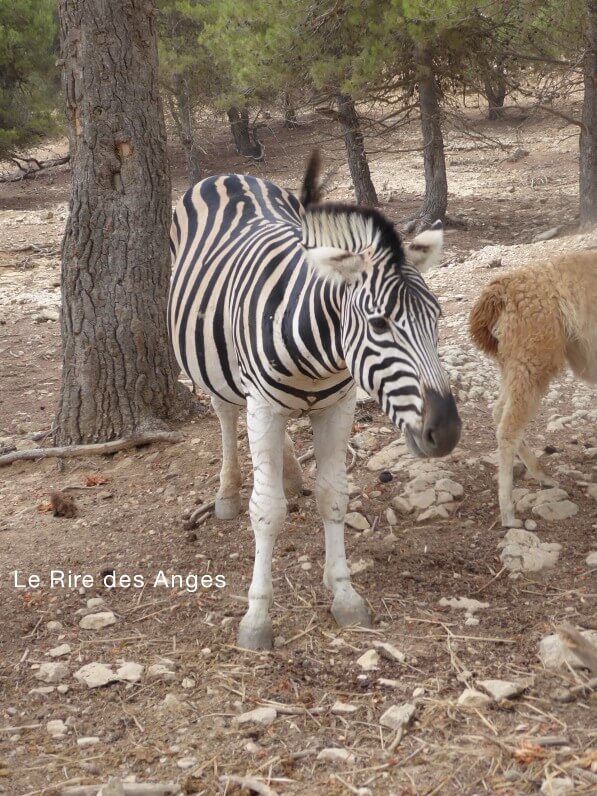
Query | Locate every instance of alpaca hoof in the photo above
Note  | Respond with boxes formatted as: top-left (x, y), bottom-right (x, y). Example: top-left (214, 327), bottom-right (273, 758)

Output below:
top-left (215, 495), bottom-right (241, 520)
top-left (237, 617), bottom-right (273, 651)
top-left (331, 592), bottom-right (372, 629)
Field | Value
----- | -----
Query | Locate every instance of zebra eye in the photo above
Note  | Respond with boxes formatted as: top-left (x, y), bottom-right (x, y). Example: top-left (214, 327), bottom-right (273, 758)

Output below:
top-left (369, 316), bottom-right (389, 333)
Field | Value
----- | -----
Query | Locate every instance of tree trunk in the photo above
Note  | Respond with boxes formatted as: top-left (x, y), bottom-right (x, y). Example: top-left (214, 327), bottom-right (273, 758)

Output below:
top-left (579, 0), bottom-right (597, 228)
top-left (56, 0), bottom-right (196, 445)
top-left (174, 73), bottom-right (201, 185)
top-left (484, 66), bottom-right (507, 121)
top-left (283, 93), bottom-right (299, 128)
top-left (416, 47), bottom-right (448, 228)
top-left (227, 105), bottom-right (261, 156)
top-left (336, 94), bottom-right (378, 205)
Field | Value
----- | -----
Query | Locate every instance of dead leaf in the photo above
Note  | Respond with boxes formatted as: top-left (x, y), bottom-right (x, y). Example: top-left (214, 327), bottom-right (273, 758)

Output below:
top-left (513, 741), bottom-right (548, 765)
top-left (84, 474), bottom-right (112, 487)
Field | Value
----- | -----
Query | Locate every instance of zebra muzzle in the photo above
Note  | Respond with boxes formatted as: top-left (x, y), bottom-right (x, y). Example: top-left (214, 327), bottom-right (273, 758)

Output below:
top-left (405, 388), bottom-right (461, 458)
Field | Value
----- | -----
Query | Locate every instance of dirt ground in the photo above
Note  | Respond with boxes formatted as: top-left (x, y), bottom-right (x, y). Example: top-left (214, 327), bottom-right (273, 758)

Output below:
top-left (0, 107), bottom-right (596, 796)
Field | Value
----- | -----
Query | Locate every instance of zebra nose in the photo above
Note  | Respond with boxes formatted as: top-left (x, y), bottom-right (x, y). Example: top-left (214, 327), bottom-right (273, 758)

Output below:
top-left (422, 388), bottom-right (461, 457)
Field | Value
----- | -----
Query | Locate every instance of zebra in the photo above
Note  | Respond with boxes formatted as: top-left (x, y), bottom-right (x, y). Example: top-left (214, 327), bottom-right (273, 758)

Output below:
top-left (168, 153), bottom-right (461, 650)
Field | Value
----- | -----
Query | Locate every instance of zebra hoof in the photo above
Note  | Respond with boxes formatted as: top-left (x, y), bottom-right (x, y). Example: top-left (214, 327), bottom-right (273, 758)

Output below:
top-left (331, 593), bottom-right (372, 629)
top-left (215, 495), bottom-right (241, 520)
top-left (237, 618), bottom-right (273, 651)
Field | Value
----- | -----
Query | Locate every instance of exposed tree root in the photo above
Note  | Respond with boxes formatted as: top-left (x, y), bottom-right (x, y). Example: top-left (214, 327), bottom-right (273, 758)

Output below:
top-left (0, 431), bottom-right (184, 468)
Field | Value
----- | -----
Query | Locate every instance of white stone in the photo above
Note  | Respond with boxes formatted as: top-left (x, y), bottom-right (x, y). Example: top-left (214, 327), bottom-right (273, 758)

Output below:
top-left (366, 441), bottom-right (408, 471)
top-left (524, 519), bottom-right (538, 531)
top-left (57, 684), bottom-right (69, 694)
top-left (161, 693), bottom-right (189, 714)
top-left (356, 649), bottom-right (380, 671)
top-left (79, 611), bottom-right (117, 630)
top-left (352, 430), bottom-right (378, 451)
top-left (439, 597), bottom-right (489, 616)
top-left (77, 736), bottom-right (100, 747)
top-left (234, 706), bottom-right (277, 727)
top-left (35, 662), bottom-right (69, 683)
top-left (30, 686), bottom-right (55, 696)
top-left (532, 500), bottom-right (578, 521)
top-left (373, 641), bottom-right (405, 663)
top-left (86, 597), bottom-right (106, 609)
top-left (539, 631), bottom-right (597, 670)
top-left (331, 701), bottom-right (358, 714)
top-left (586, 551), bottom-right (597, 566)
top-left (417, 505), bottom-right (450, 521)
top-left (116, 662), bottom-right (144, 683)
top-left (498, 529), bottom-right (562, 572)
top-left (345, 512), bottom-right (370, 531)
top-left (182, 677), bottom-right (196, 689)
top-left (457, 688), bottom-right (491, 708)
top-left (587, 484), bottom-right (597, 501)
top-left (435, 478), bottom-right (464, 498)
top-left (349, 557), bottom-right (374, 575)
top-left (74, 662), bottom-right (118, 688)
top-left (386, 508), bottom-right (398, 525)
top-left (534, 488), bottom-right (569, 505)
top-left (46, 719), bottom-right (67, 737)
top-left (540, 776), bottom-right (574, 796)
top-left (379, 702), bottom-right (416, 731)
top-left (177, 757), bottom-right (198, 770)
top-left (391, 496), bottom-right (414, 515)
top-left (477, 679), bottom-right (527, 701)
top-left (317, 747), bottom-right (355, 764)
top-left (378, 678), bottom-right (401, 688)
top-left (407, 488), bottom-right (437, 510)
top-left (147, 664), bottom-right (176, 682)
top-left (46, 620), bottom-right (63, 632)
top-left (47, 644), bottom-right (71, 658)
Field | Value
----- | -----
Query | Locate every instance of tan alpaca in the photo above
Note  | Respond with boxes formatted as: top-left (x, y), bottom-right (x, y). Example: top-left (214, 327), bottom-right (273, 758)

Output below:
top-left (469, 249), bottom-right (597, 527)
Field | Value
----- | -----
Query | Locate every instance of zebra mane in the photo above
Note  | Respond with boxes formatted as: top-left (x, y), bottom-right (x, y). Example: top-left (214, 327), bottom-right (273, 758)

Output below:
top-left (301, 203), bottom-right (405, 266)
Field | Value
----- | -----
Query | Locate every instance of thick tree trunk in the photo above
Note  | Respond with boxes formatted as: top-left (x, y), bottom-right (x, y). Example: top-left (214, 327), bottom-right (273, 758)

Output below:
top-left (227, 106), bottom-right (261, 156)
top-left (336, 94), bottom-right (378, 206)
top-left (56, 0), bottom-right (196, 445)
top-left (283, 93), bottom-right (299, 129)
top-left (579, 0), bottom-right (597, 228)
top-left (415, 47), bottom-right (447, 228)
top-left (174, 74), bottom-right (201, 185)
top-left (484, 66), bottom-right (507, 121)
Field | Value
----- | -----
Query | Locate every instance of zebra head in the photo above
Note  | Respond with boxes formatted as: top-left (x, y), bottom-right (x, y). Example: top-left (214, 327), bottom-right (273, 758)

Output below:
top-left (302, 206), bottom-right (461, 458)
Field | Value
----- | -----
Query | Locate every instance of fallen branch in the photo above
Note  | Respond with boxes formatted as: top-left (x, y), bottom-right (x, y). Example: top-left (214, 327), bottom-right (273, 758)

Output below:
top-left (558, 623), bottom-right (597, 674)
top-left (0, 154), bottom-right (70, 183)
top-left (219, 776), bottom-right (279, 796)
top-left (0, 431), bottom-right (184, 468)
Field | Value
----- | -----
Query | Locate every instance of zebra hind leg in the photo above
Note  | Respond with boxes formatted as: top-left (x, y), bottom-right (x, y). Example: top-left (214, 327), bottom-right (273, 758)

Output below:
top-left (238, 399), bottom-right (288, 650)
top-left (211, 397), bottom-right (242, 520)
top-left (310, 392), bottom-right (372, 630)
top-left (283, 432), bottom-right (303, 497)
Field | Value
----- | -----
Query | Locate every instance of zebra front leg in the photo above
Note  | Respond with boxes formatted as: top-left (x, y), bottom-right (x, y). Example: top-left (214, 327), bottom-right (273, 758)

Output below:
top-left (238, 399), bottom-right (288, 650)
top-left (310, 391), bottom-right (371, 629)
top-left (211, 397), bottom-right (242, 520)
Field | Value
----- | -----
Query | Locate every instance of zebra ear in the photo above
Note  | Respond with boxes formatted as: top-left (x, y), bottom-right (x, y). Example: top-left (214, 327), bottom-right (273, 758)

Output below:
top-left (304, 246), bottom-right (368, 284)
top-left (406, 221), bottom-right (443, 273)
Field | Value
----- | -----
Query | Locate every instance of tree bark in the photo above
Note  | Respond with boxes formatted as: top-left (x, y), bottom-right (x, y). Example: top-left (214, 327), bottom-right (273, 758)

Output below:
top-left (484, 66), bottom-right (507, 121)
top-left (227, 105), bottom-right (261, 156)
top-left (416, 47), bottom-right (448, 228)
top-left (580, 0), bottom-right (597, 228)
top-left (336, 93), bottom-right (378, 206)
top-left (283, 93), bottom-right (299, 128)
top-left (174, 74), bottom-right (201, 185)
top-left (56, 0), bottom-right (196, 445)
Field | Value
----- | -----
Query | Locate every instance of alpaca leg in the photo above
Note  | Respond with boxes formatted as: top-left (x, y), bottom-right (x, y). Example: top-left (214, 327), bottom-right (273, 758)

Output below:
top-left (310, 390), bottom-right (371, 628)
top-left (518, 439), bottom-right (558, 487)
top-left (237, 398), bottom-right (287, 650)
top-left (211, 397), bottom-right (242, 520)
top-left (283, 432), bottom-right (303, 497)
top-left (497, 379), bottom-right (543, 528)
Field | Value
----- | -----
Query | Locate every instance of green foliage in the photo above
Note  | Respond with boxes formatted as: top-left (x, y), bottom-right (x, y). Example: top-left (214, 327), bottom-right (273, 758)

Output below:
top-left (0, 0), bottom-right (60, 160)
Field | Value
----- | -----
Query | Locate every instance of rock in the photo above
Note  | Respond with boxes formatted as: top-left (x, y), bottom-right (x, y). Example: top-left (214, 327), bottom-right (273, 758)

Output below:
top-left (439, 597), bottom-right (489, 617)
top-left (116, 661), bottom-right (144, 683)
top-left (366, 441), bottom-right (408, 471)
top-left (87, 597), bottom-right (106, 609)
top-left (345, 512), bottom-right (370, 531)
top-left (77, 736), bottom-right (100, 747)
top-left (35, 662), bottom-right (69, 683)
top-left (161, 693), bottom-right (189, 715)
top-left (539, 631), bottom-right (597, 670)
top-left (349, 557), bottom-right (374, 575)
top-left (74, 662), bottom-right (118, 688)
top-left (317, 747), bottom-right (355, 764)
top-left (352, 430), bottom-right (378, 451)
top-left (540, 776), bottom-right (574, 796)
top-left (46, 620), bottom-right (63, 632)
top-left (378, 678), bottom-right (401, 688)
top-left (46, 719), bottom-right (67, 738)
top-left (586, 551), bottom-right (597, 566)
top-left (379, 702), bottom-right (416, 731)
top-left (457, 688), bottom-right (492, 708)
top-left (417, 505), bottom-right (450, 521)
top-left (331, 701), bottom-right (358, 714)
top-left (30, 686), bottom-right (55, 696)
top-left (57, 684), bottom-right (69, 694)
top-left (408, 488), bottom-right (437, 510)
top-left (498, 528), bottom-right (562, 572)
top-left (356, 649), bottom-right (380, 671)
top-left (386, 508), bottom-right (398, 525)
top-left (532, 500), bottom-right (578, 521)
top-left (47, 644), bottom-right (71, 658)
top-left (435, 478), bottom-right (464, 498)
top-left (79, 611), bottom-right (117, 630)
top-left (177, 757), bottom-right (198, 770)
top-left (391, 496), bottom-right (414, 515)
top-left (234, 707), bottom-right (277, 727)
top-left (506, 147), bottom-right (529, 163)
top-left (588, 484), bottom-right (597, 501)
top-left (35, 308), bottom-right (59, 322)
top-left (373, 641), bottom-right (405, 663)
top-left (477, 679), bottom-right (528, 701)
top-left (532, 226), bottom-right (561, 243)
top-left (524, 519), bottom-right (537, 531)
top-left (182, 677), bottom-right (196, 689)
top-left (147, 664), bottom-right (176, 682)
